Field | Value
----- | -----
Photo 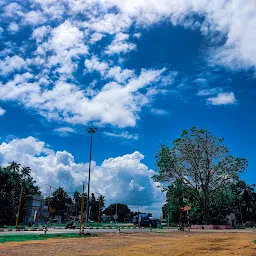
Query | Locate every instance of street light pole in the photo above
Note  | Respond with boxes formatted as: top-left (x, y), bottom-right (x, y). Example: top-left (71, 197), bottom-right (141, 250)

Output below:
top-left (85, 127), bottom-right (97, 225)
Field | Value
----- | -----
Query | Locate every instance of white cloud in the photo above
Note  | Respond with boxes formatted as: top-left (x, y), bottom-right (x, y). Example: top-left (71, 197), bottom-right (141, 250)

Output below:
top-left (31, 26), bottom-right (50, 42)
top-left (8, 22), bottom-right (19, 33)
top-left (0, 0), bottom-right (252, 131)
top-left (106, 66), bottom-right (135, 83)
top-left (0, 68), bottom-right (166, 128)
top-left (85, 57), bottom-right (109, 76)
top-left (0, 107), bottom-right (6, 116)
top-left (0, 56), bottom-right (27, 76)
top-left (85, 13), bottom-right (132, 34)
top-left (4, 2), bottom-right (24, 18)
top-left (207, 92), bottom-right (236, 105)
top-left (89, 32), bottom-right (105, 44)
top-left (133, 33), bottom-right (141, 39)
top-left (85, 57), bottom-right (135, 83)
top-left (104, 131), bottom-right (139, 140)
top-left (151, 108), bottom-right (169, 115)
top-left (113, 0), bottom-right (256, 69)
top-left (194, 78), bottom-right (207, 85)
top-left (2, 0), bottom-right (256, 70)
top-left (105, 33), bottom-right (136, 55)
top-left (23, 11), bottom-right (46, 25)
top-left (35, 20), bottom-right (88, 75)
top-left (54, 127), bottom-right (75, 136)
top-left (0, 136), bottom-right (164, 215)
top-left (197, 87), bottom-right (222, 96)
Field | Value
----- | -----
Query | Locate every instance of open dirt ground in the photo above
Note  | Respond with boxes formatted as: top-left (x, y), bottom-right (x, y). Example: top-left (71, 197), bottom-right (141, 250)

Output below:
top-left (0, 232), bottom-right (255, 256)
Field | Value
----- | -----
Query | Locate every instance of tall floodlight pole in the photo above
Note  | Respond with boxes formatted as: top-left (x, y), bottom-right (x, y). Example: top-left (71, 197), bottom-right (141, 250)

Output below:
top-left (85, 127), bottom-right (97, 225)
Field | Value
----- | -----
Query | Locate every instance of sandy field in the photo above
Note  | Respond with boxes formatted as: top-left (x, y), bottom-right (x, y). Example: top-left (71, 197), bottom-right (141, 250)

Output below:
top-left (0, 232), bottom-right (255, 256)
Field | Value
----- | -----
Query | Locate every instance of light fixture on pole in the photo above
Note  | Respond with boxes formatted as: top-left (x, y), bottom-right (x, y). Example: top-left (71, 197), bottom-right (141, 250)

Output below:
top-left (85, 127), bottom-right (97, 225)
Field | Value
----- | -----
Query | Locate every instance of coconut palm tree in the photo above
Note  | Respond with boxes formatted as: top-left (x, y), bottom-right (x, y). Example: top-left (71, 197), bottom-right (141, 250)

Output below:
top-left (8, 162), bottom-right (20, 172)
top-left (21, 166), bottom-right (31, 177)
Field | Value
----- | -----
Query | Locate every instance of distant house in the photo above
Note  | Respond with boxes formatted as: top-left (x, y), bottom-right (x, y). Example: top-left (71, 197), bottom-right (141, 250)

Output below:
top-left (24, 196), bottom-right (45, 224)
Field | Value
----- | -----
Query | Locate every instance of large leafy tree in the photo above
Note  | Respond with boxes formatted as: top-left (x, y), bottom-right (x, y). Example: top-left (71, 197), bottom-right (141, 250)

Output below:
top-left (0, 163), bottom-right (40, 226)
top-left (103, 203), bottom-right (132, 222)
top-left (153, 127), bottom-right (248, 224)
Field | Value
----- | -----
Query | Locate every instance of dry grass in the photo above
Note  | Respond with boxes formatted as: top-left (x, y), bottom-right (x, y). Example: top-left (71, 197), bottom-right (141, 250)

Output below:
top-left (0, 232), bottom-right (255, 256)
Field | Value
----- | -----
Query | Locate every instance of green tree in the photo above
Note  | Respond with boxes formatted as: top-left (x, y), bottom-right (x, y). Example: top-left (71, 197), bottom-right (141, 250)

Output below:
top-left (231, 181), bottom-right (256, 225)
top-left (97, 195), bottom-right (105, 209)
top-left (50, 187), bottom-right (72, 221)
top-left (153, 127), bottom-right (248, 224)
top-left (0, 164), bottom-right (40, 226)
top-left (72, 191), bottom-right (81, 216)
top-left (90, 193), bottom-right (98, 221)
top-left (103, 203), bottom-right (131, 222)
top-left (95, 195), bottom-right (105, 222)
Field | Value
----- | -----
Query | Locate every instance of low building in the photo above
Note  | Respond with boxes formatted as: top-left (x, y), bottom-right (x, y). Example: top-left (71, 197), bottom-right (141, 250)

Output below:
top-left (24, 196), bottom-right (45, 224)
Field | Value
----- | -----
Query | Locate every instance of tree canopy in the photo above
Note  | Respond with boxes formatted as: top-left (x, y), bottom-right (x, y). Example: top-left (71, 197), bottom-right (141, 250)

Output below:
top-left (0, 163), bottom-right (41, 226)
top-left (153, 127), bottom-right (248, 224)
top-left (103, 203), bottom-right (132, 222)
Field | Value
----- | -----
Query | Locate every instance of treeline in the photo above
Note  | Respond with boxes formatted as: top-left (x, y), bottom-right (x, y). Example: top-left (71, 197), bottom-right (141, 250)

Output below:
top-left (45, 188), bottom-right (143, 223)
top-left (0, 162), bottom-right (141, 225)
top-left (0, 162), bottom-right (40, 226)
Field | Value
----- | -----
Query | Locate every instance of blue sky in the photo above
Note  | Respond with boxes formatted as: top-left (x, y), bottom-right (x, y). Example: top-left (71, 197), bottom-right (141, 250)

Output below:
top-left (0, 0), bottom-right (255, 216)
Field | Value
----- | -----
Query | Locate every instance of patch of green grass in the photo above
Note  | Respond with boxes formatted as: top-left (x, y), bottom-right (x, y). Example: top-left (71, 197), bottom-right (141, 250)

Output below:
top-left (0, 233), bottom-right (95, 243)
top-left (254, 240), bottom-right (256, 244)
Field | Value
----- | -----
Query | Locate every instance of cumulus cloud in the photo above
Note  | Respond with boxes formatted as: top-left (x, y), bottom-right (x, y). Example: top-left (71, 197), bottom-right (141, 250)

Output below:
top-left (0, 56), bottom-right (27, 76)
top-left (0, 68), bottom-right (166, 128)
top-left (23, 10), bottom-right (46, 25)
top-left (0, 107), bottom-right (6, 116)
top-left (85, 57), bottom-right (135, 83)
top-left (7, 22), bottom-right (19, 33)
top-left (2, 0), bottom-right (256, 70)
top-left (0, 136), bottom-right (164, 215)
top-left (89, 32), bottom-right (105, 44)
top-left (35, 20), bottom-right (88, 75)
top-left (85, 57), bottom-right (109, 76)
top-left (207, 92), bottom-right (236, 105)
top-left (31, 26), bottom-right (50, 43)
top-left (0, 0), bottom-right (254, 130)
top-left (105, 33), bottom-right (136, 55)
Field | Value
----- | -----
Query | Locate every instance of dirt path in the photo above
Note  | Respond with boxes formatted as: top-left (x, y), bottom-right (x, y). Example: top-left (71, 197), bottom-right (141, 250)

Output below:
top-left (0, 232), bottom-right (255, 256)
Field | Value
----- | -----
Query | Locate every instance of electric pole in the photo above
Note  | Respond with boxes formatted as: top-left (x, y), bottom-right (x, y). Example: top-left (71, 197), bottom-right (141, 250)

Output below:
top-left (79, 182), bottom-right (85, 234)
top-left (45, 184), bottom-right (56, 220)
top-left (15, 187), bottom-right (23, 227)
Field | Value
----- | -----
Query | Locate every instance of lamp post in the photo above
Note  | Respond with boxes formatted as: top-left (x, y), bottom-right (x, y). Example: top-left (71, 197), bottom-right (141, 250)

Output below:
top-left (85, 127), bottom-right (97, 225)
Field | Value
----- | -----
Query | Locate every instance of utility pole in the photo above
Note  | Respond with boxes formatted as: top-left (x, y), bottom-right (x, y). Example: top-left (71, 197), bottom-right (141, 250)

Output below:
top-left (15, 187), bottom-right (23, 227)
top-left (79, 182), bottom-right (85, 234)
top-left (138, 206), bottom-right (140, 227)
top-left (239, 200), bottom-right (244, 227)
top-left (45, 184), bottom-right (56, 219)
top-left (85, 127), bottom-right (97, 225)
top-left (98, 197), bottom-right (101, 223)
top-left (115, 201), bottom-right (118, 223)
